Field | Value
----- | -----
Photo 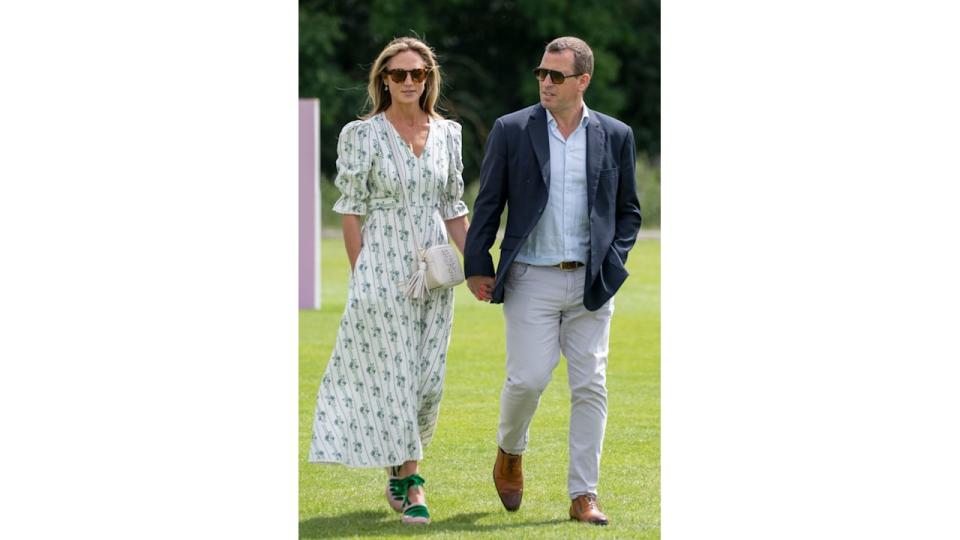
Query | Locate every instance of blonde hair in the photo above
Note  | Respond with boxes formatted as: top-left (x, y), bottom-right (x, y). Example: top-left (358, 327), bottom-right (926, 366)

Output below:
top-left (362, 37), bottom-right (443, 120)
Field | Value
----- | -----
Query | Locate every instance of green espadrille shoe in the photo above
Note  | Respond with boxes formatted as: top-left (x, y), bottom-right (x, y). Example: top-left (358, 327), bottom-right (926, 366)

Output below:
top-left (402, 503), bottom-right (430, 525)
top-left (396, 474), bottom-right (430, 525)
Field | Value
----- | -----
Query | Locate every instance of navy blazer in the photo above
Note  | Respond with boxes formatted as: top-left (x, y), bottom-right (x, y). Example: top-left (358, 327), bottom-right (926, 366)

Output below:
top-left (464, 104), bottom-right (642, 311)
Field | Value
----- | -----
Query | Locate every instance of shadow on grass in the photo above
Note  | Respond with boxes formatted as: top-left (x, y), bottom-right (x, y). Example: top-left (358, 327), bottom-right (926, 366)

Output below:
top-left (299, 510), bottom-right (568, 537)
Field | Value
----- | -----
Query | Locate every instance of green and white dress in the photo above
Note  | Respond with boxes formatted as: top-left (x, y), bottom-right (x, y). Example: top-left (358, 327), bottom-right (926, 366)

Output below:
top-left (309, 113), bottom-right (468, 467)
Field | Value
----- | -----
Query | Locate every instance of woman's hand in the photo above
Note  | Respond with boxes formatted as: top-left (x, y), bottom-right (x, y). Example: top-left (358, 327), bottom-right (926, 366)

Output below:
top-left (341, 214), bottom-right (363, 271)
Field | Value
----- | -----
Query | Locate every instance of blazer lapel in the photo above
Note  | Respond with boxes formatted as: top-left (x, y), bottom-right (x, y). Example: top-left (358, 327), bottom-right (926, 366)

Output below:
top-left (586, 115), bottom-right (605, 217)
top-left (527, 105), bottom-right (551, 188)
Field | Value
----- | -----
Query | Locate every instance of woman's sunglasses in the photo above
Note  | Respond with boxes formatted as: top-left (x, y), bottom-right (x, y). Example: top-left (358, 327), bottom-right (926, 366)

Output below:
top-left (532, 67), bottom-right (583, 84)
top-left (383, 68), bottom-right (430, 83)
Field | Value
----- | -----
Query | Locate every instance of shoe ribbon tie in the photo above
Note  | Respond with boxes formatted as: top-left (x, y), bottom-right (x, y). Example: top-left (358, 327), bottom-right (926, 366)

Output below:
top-left (397, 473), bottom-right (426, 507)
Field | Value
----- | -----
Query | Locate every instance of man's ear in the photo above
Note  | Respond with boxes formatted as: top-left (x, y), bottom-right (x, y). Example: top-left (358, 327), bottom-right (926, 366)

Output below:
top-left (579, 73), bottom-right (591, 93)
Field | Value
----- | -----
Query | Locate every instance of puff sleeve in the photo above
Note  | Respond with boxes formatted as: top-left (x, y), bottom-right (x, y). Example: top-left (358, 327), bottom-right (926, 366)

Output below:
top-left (331, 120), bottom-right (373, 215)
top-left (439, 120), bottom-right (469, 220)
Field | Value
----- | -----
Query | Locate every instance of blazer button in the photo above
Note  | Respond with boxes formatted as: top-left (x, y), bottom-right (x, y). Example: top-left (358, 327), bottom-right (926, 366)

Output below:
top-left (538, 208), bottom-right (544, 214)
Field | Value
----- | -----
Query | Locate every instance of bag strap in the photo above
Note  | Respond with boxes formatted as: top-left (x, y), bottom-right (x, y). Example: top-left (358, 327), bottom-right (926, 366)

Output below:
top-left (378, 115), bottom-right (433, 298)
top-left (380, 115), bottom-right (425, 255)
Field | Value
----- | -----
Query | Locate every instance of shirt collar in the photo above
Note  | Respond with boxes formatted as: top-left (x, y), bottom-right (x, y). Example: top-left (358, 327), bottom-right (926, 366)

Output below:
top-left (545, 102), bottom-right (590, 129)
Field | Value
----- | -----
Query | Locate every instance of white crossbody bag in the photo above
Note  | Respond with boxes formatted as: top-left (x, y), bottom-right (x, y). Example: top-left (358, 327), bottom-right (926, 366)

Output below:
top-left (381, 121), bottom-right (464, 298)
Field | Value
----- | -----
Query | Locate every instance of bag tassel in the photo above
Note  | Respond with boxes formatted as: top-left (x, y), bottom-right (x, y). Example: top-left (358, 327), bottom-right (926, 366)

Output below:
top-left (403, 259), bottom-right (429, 299)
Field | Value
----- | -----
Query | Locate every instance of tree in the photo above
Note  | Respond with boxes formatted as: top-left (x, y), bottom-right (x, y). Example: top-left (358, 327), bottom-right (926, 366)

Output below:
top-left (300, 0), bottom-right (660, 185)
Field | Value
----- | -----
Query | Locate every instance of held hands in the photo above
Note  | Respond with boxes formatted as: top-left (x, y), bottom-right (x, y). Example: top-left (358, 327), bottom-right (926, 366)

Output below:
top-left (467, 275), bottom-right (495, 302)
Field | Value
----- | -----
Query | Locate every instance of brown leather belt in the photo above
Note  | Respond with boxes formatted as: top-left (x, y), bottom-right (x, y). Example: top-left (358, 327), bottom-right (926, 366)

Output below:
top-left (552, 261), bottom-right (585, 270)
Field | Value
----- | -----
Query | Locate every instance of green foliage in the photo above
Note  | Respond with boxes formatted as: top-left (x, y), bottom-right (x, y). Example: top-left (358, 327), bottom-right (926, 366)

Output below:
top-left (637, 156), bottom-right (661, 229)
top-left (300, 0), bottom-right (660, 186)
top-left (300, 237), bottom-right (660, 538)
top-left (318, 175), bottom-right (344, 228)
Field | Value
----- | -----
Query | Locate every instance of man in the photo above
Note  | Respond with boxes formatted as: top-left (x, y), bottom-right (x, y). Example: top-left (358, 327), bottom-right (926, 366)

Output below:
top-left (463, 36), bottom-right (642, 526)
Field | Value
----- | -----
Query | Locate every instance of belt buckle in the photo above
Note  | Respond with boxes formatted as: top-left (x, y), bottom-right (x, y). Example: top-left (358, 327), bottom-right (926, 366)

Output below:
top-left (558, 261), bottom-right (580, 271)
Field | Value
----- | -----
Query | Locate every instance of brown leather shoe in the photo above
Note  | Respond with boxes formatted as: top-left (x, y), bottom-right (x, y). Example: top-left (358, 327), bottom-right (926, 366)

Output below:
top-left (492, 447), bottom-right (523, 511)
top-left (569, 493), bottom-right (609, 525)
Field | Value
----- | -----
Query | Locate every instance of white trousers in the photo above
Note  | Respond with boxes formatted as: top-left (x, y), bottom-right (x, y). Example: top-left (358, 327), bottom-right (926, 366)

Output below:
top-left (498, 262), bottom-right (614, 499)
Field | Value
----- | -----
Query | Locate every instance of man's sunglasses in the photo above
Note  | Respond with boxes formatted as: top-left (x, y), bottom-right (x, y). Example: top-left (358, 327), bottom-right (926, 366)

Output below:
top-left (383, 68), bottom-right (430, 83)
top-left (532, 67), bottom-right (583, 84)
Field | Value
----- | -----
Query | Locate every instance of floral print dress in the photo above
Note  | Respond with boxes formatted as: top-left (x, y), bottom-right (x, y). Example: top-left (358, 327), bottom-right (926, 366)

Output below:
top-left (309, 113), bottom-right (468, 467)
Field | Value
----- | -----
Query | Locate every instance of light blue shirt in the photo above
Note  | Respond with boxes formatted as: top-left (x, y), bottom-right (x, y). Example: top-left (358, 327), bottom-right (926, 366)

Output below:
top-left (515, 104), bottom-right (591, 266)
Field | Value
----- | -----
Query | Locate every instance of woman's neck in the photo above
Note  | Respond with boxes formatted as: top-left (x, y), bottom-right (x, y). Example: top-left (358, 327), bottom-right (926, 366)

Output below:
top-left (386, 103), bottom-right (425, 126)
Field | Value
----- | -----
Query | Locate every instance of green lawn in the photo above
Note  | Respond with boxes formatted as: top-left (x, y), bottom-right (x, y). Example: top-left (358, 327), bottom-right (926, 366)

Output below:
top-left (300, 236), bottom-right (660, 539)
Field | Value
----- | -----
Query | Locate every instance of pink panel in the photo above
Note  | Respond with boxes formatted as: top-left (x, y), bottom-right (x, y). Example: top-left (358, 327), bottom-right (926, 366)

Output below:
top-left (299, 99), bottom-right (320, 309)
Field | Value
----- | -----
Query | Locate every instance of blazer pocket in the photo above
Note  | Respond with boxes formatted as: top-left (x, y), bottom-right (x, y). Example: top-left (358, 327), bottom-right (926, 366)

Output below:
top-left (598, 167), bottom-right (619, 181)
top-left (600, 248), bottom-right (629, 291)
top-left (604, 246), bottom-right (627, 270)
top-left (598, 168), bottom-right (619, 197)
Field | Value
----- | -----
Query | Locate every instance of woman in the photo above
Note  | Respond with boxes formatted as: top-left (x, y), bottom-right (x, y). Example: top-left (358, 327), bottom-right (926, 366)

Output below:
top-left (308, 37), bottom-right (469, 525)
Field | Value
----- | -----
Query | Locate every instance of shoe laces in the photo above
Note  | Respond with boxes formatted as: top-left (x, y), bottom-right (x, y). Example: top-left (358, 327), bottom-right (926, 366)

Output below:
top-left (395, 474), bottom-right (426, 507)
top-left (582, 493), bottom-right (600, 511)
